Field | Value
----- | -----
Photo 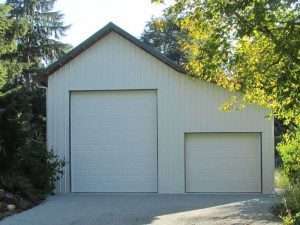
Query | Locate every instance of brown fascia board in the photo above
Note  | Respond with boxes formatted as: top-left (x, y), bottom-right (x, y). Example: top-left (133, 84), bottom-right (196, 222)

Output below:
top-left (39, 22), bottom-right (186, 86)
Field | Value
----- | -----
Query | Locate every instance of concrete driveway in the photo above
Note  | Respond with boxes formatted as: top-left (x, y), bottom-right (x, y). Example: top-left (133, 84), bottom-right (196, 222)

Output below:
top-left (0, 194), bottom-right (281, 225)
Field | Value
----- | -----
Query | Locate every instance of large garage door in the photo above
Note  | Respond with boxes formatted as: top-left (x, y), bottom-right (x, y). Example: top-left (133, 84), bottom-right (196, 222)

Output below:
top-left (70, 90), bottom-right (157, 192)
top-left (185, 133), bottom-right (261, 193)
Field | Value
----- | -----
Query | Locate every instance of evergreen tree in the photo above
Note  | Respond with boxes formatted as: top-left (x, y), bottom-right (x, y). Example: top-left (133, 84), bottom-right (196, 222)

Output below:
top-left (0, 3), bottom-right (27, 171)
top-left (0, 0), bottom-right (68, 197)
top-left (0, 0), bottom-right (70, 174)
top-left (2, 0), bottom-right (70, 142)
top-left (6, 0), bottom-right (70, 88)
top-left (0, 4), bottom-right (27, 92)
top-left (141, 16), bottom-right (186, 65)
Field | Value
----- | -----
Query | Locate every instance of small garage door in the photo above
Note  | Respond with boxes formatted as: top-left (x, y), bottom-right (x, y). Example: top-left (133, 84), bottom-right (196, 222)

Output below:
top-left (185, 133), bottom-right (261, 193)
top-left (70, 90), bottom-right (157, 192)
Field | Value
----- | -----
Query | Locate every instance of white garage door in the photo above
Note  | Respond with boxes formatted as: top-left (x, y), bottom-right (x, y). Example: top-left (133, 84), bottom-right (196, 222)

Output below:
top-left (185, 133), bottom-right (261, 193)
top-left (70, 90), bottom-right (157, 192)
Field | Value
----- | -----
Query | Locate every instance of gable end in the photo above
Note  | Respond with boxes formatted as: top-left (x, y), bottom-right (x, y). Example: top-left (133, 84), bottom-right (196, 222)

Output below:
top-left (40, 22), bottom-right (185, 86)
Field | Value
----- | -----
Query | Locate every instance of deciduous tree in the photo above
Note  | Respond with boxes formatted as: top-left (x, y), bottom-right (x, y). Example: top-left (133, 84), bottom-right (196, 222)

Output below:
top-left (153, 0), bottom-right (300, 126)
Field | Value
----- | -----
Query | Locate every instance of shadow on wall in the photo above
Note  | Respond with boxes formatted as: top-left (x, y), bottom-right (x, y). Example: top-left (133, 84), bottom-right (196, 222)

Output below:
top-left (0, 194), bottom-right (281, 225)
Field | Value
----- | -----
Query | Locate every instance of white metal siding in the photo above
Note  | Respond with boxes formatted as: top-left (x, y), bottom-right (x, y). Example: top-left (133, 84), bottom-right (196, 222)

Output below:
top-left (70, 91), bottom-right (157, 192)
top-left (47, 32), bottom-right (274, 194)
top-left (185, 133), bottom-right (261, 193)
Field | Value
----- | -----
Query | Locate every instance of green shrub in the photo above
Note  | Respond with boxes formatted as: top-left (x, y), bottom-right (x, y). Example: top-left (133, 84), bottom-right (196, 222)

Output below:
top-left (0, 139), bottom-right (64, 199)
top-left (296, 213), bottom-right (300, 225)
top-left (274, 185), bottom-right (300, 225)
top-left (284, 186), bottom-right (300, 215)
top-left (275, 168), bottom-right (290, 189)
top-left (282, 214), bottom-right (296, 225)
top-left (16, 140), bottom-right (65, 195)
top-left (275, 127), bottom-right (300, 225)
top-left (0, 88), bottom-right (64, 200)
top-left (0, 174), bottom-right (38, 200)
top-left (281, 211), bottom-right (300, 225)
top-left (278, 128), bottom-right (300, 185)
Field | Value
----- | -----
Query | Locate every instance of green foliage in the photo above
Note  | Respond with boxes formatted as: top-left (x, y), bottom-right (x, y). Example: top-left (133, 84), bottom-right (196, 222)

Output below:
top-left (150, 4), bottom-right (300, 223)
top-left (275, 127), bottom-right (300, 225)
top-left (278, 128), bottom-right (300, 185)
top-left (0, 86), bottom-right (46, 170)
top-left (141, 16), bottom-right (186, 64)
top-left (2, 0), bottom-right (71, 144)
top-left (282, 214), bottom-right (298, 225)
top-left (6, 0), bottom-right (71, 67)
top-left (158, 0), bottom-right (300, 126)
top-left (274, 185), bottom-right (300, 225)
top-left (275, 168), bottom-right (290, 189)
top-left (0, 174), bottom-right (37, 200)
top-left (0, 139), bottom-right (64, 200)
top-left (0, 151), bottom-right (63, 201)
top-left (284, 187), bottom-right (300, 215)
top-left (15, 140), bottom-right (65, 195)
top-left (0, 87), bottom-right (64, 197)
top-left (0, 5), bottom-right (29, 172)
top-left (0, 3), bottom-right (27, 91)
top-left (0, 0), bottom-right (69, 198)
top-left (0, 88), bottom-right (28, 171)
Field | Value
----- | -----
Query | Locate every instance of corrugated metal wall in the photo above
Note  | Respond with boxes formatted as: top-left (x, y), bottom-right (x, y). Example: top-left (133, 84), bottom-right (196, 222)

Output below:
top-left (47, 32), bottom-right (274, 194)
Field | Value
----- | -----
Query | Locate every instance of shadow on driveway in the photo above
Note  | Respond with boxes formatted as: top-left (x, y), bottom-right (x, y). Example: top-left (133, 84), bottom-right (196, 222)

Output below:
top-left (0, 194), bottom-right (281, 225)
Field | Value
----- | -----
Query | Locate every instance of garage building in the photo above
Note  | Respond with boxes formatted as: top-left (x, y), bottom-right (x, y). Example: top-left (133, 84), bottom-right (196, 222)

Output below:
top-left (41, 23), bottom-right (274, 194)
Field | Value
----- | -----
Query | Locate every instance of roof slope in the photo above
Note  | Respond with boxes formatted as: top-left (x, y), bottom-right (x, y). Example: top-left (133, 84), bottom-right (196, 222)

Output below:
top-left (40, 22), bottom-right (185, 85)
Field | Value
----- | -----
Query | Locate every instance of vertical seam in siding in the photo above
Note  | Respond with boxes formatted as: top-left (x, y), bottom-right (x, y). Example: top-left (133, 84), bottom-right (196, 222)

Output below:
top-left (260, 132), bottom-right (263, 193)
top-left (156, 90), bottom-right (159, 193)
top-left (69, 91), bottom-right (72, 192)
top-left (184, 133), bottom-right (187, 193)
top-left (63, 69), bottom-right (67, 193)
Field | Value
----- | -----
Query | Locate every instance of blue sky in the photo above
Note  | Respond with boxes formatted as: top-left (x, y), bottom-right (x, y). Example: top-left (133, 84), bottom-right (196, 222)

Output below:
top-left (55, 0), bottom-right (171, 47)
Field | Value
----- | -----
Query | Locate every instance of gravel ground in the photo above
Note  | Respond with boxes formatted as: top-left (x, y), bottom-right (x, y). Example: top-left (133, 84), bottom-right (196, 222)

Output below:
top-left (0, 193), bottom-right (282, 225)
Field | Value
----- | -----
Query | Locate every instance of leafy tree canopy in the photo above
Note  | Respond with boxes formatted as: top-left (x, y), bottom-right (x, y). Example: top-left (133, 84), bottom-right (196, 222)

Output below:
top-left (153, 0), bottom-right (300, 126)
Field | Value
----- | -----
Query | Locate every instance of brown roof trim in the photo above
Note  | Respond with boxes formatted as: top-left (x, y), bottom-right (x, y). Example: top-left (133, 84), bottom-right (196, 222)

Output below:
top-left (39, 22), bottom-right (185, 86)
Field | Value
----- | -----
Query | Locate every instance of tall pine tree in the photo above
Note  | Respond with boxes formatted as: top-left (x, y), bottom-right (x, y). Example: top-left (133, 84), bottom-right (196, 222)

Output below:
top-left (0, 0), bottom-right (70, 173)
top-left (3, 0), bottom-right (70, 141)
top-left (6, 0), bottom-right (70, 88)
top-left (0, 3), bottom-right (27, 171)
top-left (141, 16), bottom-right (186, 65)
top-left (0, 4), bottom-right (27, 92)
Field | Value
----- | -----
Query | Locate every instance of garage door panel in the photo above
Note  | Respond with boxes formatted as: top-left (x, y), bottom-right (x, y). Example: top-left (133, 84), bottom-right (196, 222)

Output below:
top-left (185, 133), bottom-right (261, 193)
top-left (70, 90), bottom-right (157, 192)
top-left (71, 120), bottom-right (156, 146)
top-left (188, 160), bottom-right (260, 176)
top-left (72, 176), bottom-right (157, 193)
top-left (188, 178), bottom-right (260, 193)
top-left (72, 151), bottom-right (157, 176)
top-left (72, 167), bottom-right (157, 177)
